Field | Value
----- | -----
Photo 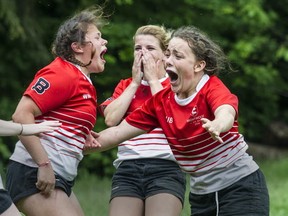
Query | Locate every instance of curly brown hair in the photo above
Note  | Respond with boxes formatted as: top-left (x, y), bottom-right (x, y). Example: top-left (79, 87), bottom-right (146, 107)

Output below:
top-left (172, 26), bottom-right (232, 75)
top-left (51, 6), bottom-right (108, 67)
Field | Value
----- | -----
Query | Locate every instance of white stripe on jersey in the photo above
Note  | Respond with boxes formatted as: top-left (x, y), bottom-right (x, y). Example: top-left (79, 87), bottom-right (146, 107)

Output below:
top-left (173, 137), bottom-right (248, 173)
top-left (113, 128), bottom-right (176, 168)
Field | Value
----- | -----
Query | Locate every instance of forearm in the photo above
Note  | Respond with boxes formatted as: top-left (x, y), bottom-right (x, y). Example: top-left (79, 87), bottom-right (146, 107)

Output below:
top-left (214, 105), bottom-right (236, 132)
top-left (0, 120), bottom-right (23, 136)
top-left (148, 79), bottom-right (164, 95)
top-left (85, 120), bottom-right (146, 154)
top-left (13, 112), bottom-right (49, 165)
top-left (20, 136), bottom-right (50, 165)
top-left (104, 82), bottom-right (139, 126)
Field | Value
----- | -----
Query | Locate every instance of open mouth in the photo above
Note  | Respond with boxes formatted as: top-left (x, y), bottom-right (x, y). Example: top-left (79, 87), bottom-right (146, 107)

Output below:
top-left (100, 49), bottom-right (107, 60)
top-left (166, 70), bottom-right (178, 82)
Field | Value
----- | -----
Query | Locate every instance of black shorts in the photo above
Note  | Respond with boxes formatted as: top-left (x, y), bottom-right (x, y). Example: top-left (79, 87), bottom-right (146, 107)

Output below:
top-left (110, 159), bottom-right (186, 205)
top-left (189, 169), bottom-right (269, 216)
top-left (0, 189), bottom-right (13, 214)
top-left (6, 160), bottom-right (75, 203)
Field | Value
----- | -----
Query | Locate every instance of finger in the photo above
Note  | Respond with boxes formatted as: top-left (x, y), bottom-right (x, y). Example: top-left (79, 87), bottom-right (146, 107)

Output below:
top-left (214, 135), bottom-right (224, 143)
top-left (35, 181), bottom-right (43, 190)
top-left (201, 118), bottom-right (208, 124)
top-left (93, 139), bottom-right (102, 147)
top-left (41, 184), bottom-right (53, 196)
top-left (91, 131), bottom-right (99, 138)
top-left (156, 59), bottom-right (161, 69)
top-left (41, 180), bottom-right (55, 195)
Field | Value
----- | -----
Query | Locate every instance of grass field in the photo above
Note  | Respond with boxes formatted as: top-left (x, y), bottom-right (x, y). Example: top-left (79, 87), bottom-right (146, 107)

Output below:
top-left (74, 157), bottom-right (288, 216)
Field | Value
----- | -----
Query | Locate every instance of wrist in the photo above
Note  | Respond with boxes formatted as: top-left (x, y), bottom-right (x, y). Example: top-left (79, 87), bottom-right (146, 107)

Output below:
top-left (19, 123), bottom-right (23, 135)
top-left (130, 80), bottom-right (140, 87)
top-left (38, 160), bottom-right (50, 167)
top-left (147, 79), bottom-right (159, 85)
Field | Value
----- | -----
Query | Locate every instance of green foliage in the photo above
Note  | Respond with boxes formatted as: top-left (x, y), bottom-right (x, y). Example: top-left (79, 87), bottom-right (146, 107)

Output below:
top-left (0, 0), bottom-right (287, 177)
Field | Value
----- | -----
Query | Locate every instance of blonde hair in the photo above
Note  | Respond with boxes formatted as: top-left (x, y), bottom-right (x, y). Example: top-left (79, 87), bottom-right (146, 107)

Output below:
top-left (133, 25), bottom-right (172, 51)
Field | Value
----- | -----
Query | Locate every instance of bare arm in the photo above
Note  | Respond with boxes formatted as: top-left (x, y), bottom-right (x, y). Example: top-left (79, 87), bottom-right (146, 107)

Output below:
top-left (0, 120), bottom-right (61, 136)
top-left (12, 96), bottom-right (55, 195)
top-left (201, 104), bottom-right (236, 143)
top-left (104, 52), bottom-right (143, 126)
top-left (84, 120), bottom-right (147, 154)
top-left (104, 82), bottom-right (139, 126)
top-left (105, 50), bottom-right (165, 127)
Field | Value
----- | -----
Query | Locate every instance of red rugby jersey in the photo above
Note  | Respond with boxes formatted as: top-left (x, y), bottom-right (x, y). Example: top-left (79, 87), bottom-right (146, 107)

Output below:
top-left (126, 75), bottom-right (245, 174)
top-left (100, 76), bottom-right (176, 168)
top-left (10, 57), bottom-right (97, 180)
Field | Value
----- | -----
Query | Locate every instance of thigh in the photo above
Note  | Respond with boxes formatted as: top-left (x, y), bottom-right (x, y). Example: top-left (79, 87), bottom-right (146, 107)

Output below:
top-left (109, 196), bottom-right (144, 216)
top-left (69, 191), bottom-right (85, 216)
top-left (145, 193), bottom-right (183, 216)
top-left (19, 189), bottom-right (83, 216)
top-left (1, 203), bottom-right (22, 216)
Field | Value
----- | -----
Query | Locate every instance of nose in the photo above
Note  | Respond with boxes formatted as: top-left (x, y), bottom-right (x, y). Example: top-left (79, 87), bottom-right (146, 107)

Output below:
top-left (164, 55), bottom-right (172, 67)
top-left (102, 38), bottom-right (108, 45)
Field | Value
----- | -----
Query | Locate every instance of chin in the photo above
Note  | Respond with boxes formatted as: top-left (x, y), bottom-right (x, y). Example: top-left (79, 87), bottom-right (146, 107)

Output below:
top-left (170, 86), bottom-right (179, 93)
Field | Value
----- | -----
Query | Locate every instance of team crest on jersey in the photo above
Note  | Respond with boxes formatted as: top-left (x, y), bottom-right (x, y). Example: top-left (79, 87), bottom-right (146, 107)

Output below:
top-left (187, 105), bottom-right (203, 125)
top-left (191, 105), bottom-right (198, 117)
top-left (32, 77), bottom-right (50, 94)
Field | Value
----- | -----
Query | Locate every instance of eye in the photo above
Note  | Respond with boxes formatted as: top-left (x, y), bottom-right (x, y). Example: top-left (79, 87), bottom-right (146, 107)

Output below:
top-left (164, 51), bottom-right (170, 57)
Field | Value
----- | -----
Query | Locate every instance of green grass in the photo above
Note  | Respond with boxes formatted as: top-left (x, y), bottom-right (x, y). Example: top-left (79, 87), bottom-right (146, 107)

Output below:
top-left (74, 157), bottom-right (288, 216)
top-left (259, 158), bottom-right (288, 216)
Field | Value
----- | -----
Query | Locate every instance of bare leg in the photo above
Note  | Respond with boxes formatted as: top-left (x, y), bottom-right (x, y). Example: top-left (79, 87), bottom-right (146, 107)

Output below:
top-left (109, 196), bottom-right (144, 216)
top-left (145, 193), bottom-right (183, 216)
top-left (69, 191), bottom-right (85, 216)
top-left (17, 189), bottom-right (83, 216)
top-left (0, 203), bottom-right (22, 216)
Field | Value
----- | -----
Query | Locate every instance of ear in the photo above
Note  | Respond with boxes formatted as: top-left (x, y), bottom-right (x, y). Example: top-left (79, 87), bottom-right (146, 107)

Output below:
top-left (71, 42), bottom-right (84, 54)
top-left (194, 60), bottom-right (206, 73)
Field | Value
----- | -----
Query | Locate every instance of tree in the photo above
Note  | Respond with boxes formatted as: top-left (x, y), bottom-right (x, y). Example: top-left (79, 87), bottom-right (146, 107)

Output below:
top-left (0, 0), bottom-right (287, 177)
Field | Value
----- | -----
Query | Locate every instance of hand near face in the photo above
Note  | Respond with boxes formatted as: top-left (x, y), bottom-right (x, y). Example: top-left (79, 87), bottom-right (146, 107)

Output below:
top-left (131, 51), bottom-right (143, 85)
top-left (141, 48), bottom-right (161, 82)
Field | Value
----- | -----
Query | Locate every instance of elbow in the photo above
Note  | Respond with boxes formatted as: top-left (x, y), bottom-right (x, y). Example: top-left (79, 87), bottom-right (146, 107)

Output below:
top-left (12, 111), bottom-right (21, 123)
top-left (105, 118), bottom-right (118, 127)
top-left (12, 110), bottom-right (34, 123)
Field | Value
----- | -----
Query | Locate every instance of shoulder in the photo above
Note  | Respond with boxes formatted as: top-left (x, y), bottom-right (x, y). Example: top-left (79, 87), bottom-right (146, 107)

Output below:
top-left (39, 57), bottom-right (80, 80)
top-left (115, 77), bottom-right (133, 88)
top-left (203, 75), bottom-right (232, 93)
top-left (153, 86), bottom-right (171, 100)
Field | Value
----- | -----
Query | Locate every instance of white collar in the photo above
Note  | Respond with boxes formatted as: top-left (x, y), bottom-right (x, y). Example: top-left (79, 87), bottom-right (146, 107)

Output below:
top-left (141, 73), bottom-right (169, 86)
top-left (70, 62), bottom-right (93, 84)
top-left (175, 74), bottom-right (210, 106)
